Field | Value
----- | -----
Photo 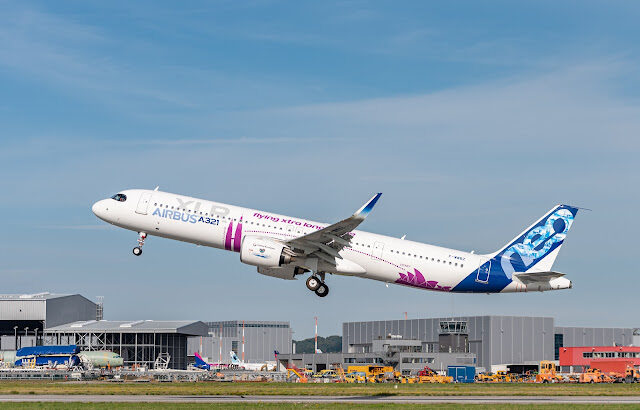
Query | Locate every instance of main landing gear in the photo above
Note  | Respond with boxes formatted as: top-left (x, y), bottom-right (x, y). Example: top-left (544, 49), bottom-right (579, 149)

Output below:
top-left (132, 232), bottom-right (147, 256)
top-left (306, 273), bottom-right (329, 297)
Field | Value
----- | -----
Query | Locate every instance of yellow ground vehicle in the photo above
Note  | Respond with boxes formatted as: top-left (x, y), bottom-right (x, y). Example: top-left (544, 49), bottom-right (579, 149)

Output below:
top-left (536, 361), bottom-right (564, 383)
top-left (344, 372), bottom-right (367, 383)
top-left (476, 370), bottom-right (512, 383)
top-left (347, 365), bottom-right (397, 382)
top-left (495, 370), bottom-right (513, 383)
top-left (579, 368), bottom-right (614, 383)
top-left (622, 367), bottom-right (640, 383)
top-left (312, 369), bottom-right (338, 378)
top-left (476, 373), bottom-right (496, 382)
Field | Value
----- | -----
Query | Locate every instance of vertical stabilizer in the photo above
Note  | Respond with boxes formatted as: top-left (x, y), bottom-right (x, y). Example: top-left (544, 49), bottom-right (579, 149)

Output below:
top-left (492, 204), bottom-right (579, 279)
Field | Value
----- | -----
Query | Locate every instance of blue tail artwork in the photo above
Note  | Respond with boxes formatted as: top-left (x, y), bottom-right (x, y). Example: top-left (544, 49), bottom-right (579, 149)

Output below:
top-left (193, 352), bottom-right (210, 370)
top-left (453, 204), bottom-right (579, 292)
top-left (230, 351), bottom-right (241, 364)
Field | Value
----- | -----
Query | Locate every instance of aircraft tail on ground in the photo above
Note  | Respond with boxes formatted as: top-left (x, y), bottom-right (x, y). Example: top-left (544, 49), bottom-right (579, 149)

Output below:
top-left (230, 351), bottom-right (241, 364)
top-left (194, 352), bottom-right (210, 370)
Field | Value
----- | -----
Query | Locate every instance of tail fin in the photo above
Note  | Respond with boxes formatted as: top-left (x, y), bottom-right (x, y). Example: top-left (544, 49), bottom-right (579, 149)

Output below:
top-left (230, 351), bottom-right (240, 364)
top-left (194, 352), bottom-right (210, 370)
top-left (492, 204), bottom-right (579, 279)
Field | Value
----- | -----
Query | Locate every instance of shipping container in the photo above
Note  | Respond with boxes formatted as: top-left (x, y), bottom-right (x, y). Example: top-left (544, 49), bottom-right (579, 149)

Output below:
top-left (448, 365), bottom-right (475, 383)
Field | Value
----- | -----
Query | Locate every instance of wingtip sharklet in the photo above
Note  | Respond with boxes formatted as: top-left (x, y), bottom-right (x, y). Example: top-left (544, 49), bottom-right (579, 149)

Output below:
top-left (355, 193), bottom-right (382, 217)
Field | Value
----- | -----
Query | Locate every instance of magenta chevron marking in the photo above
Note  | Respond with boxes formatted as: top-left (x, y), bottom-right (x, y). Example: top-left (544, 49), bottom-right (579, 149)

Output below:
top-left (224, 222), bottom-right (233, 250)
top-left (233, 217), bottom-right (243, 252)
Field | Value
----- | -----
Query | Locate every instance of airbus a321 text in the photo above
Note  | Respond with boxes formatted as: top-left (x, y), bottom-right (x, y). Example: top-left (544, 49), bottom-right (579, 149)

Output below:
top-left (92, 189), bottom-right (580, 297)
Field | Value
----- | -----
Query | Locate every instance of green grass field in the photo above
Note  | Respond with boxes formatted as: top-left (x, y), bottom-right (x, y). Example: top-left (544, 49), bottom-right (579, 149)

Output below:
top-left (0, 381), bottom-right (638, 396)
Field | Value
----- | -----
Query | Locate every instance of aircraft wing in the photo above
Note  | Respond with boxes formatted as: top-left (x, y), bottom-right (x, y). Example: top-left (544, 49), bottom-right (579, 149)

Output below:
top-left (512, 271), bottom-right (565, 285)
top-left (285, 193), bottom-right (382, 265)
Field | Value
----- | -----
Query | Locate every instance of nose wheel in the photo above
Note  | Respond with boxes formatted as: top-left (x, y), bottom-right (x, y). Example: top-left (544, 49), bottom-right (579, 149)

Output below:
top-left (132, 232), bottom-right (147, 256)
top-left (306, 274), bottom-right (329, 297)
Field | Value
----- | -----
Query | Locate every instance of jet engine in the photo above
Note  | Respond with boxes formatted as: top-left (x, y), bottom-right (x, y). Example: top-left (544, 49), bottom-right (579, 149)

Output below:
top-left (240, 236), bottom-right (293, 267)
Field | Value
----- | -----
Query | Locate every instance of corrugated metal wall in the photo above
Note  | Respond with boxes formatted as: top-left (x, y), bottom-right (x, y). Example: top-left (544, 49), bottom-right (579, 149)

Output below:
top-left (45, 295), bottom-right (97, 328)
top-left (555, 326), bottom-right (633, 347)
top-left (0, 300), bottom-right (46, 321)
top-left (188, 321), bottom-right (292, 363)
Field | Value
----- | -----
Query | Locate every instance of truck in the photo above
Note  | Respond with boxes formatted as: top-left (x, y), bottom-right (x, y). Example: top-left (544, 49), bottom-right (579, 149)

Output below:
top-left (579, 368), bottom-right (614, 383)
top-left (536, 361), bottom-right (564, 383)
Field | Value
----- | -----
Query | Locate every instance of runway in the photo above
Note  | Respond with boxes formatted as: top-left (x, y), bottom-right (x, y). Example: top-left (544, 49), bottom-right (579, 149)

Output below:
top-left (0, 395), bottom-right (639, 404)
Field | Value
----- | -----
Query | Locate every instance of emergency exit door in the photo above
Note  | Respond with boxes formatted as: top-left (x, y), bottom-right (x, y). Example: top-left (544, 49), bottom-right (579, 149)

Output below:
top-left (135, 192), bottom-right (152, 215)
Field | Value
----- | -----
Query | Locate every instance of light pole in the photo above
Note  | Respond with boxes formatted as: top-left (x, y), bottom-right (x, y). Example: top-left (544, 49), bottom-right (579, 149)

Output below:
top-left (34, 328), bottom-right (38, 346)
top-left (208, 331), bottom-right (215, 363)
top-left (13, 326), bottom-right (18, 350)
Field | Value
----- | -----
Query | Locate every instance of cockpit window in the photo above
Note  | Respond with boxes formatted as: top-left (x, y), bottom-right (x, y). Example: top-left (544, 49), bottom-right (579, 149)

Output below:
top-left (111, 193), bottom-right (127, 202)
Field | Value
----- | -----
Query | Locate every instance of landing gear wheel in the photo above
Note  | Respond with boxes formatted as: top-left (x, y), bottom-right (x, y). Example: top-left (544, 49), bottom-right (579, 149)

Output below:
top-left (132, 232), bottom-right (147, 256)
top-left (315, 283), bottom-right (329, 297)
top-left (306, 276), bottom-right (321, 291)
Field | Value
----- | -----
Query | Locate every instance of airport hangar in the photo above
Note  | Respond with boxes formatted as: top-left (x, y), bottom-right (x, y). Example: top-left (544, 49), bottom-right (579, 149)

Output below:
top-left (0, 293), bottom-right (291, 369)
top-left (279, 316), bottom-right (640, 375)
top-left (0, 293), bottom-right (638, 372)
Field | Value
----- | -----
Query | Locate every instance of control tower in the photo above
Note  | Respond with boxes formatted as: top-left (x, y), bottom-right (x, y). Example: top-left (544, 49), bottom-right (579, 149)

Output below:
top-left (438, 320), bottom-right (469, 353)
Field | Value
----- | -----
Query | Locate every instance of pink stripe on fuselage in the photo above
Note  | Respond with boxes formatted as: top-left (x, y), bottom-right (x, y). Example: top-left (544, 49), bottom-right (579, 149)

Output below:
top-left (224, 222), bottom-right (233, 250)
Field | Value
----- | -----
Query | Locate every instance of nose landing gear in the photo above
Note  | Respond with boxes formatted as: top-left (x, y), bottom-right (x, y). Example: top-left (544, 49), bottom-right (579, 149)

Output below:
top-left (133, 232), bottom-right (147, 256)
top-left (306, 273), bottom-right (329, 297)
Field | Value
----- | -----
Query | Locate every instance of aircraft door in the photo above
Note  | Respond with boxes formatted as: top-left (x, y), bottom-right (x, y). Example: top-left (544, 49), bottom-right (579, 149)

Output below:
top-left (475, 257), bottom-right (491, 284)
top-left (372, 242), bottom-right (384, 259)
top-left (135, 192), bottom-right (152, 215)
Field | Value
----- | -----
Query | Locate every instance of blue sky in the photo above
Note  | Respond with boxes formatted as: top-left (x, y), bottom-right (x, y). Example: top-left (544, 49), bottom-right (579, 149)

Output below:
top-left (1, 1), bottom-right (640, 338)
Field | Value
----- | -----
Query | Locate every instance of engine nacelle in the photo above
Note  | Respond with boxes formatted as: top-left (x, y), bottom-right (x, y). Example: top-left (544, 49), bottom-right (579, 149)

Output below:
top-left (240, 236), bottom-right (292, 267)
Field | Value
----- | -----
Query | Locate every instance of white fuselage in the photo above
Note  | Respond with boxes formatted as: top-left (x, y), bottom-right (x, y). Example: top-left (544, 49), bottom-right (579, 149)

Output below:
top-left (92, 189), bottom-right (561, 294)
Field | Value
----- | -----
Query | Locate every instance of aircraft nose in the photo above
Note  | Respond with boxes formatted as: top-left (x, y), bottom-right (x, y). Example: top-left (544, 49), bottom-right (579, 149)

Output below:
top-left (92, 200), bottom-right (109, 220)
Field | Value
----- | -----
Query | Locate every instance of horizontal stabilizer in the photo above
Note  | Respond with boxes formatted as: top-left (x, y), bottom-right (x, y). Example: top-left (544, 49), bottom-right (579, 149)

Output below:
top-left (512, 271), bottom-right (565, 285)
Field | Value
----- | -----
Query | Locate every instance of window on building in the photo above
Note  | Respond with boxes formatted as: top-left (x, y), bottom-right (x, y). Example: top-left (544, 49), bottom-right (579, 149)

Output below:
top-left (554, 334), bottom-right (564, 360)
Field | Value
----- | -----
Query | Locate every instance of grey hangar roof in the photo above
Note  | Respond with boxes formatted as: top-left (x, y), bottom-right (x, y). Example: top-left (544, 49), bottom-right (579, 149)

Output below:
top-left (45, 320), bottom-right (209, 336)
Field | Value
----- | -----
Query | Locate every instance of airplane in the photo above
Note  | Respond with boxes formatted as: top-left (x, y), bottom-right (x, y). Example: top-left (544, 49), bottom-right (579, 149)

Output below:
top-left (229, 351), bottom-right (274, 372)
top-left (77, 350), bottom-right (124, 368)
top-left (92, 188), bottom-right (580, 297)
top-left (193, 352), bottom-right (228, 371)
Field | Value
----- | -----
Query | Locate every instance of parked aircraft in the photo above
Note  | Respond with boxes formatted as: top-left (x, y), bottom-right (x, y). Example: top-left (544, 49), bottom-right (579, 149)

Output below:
top-left (230, 351), bottom-right (274, 371)
top-left (193, 352), bottom-right (228, 371)
top-left (92, 189), bottom-right (580, 297)
top-left (77, 351), bottom-right (123, 368)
